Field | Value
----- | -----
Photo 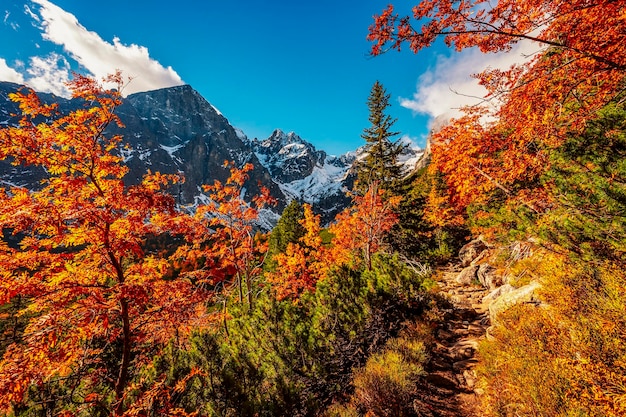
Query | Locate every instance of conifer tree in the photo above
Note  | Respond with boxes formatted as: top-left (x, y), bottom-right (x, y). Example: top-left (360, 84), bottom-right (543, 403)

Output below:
top-left (356, 81), bottom-right (404, 194)
top-left (268, 200), bottom-right (306, 256)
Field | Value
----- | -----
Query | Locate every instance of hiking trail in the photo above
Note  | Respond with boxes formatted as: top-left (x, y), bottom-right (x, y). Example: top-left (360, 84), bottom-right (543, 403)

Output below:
top-left (414, 265), bottom-right (491, 417)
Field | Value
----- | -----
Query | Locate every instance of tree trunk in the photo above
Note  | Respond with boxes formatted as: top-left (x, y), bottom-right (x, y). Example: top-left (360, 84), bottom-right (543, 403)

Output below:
top-left (245, 273), bottom-right (253, 309)
top-left (114, 297), bottom-right (131, 416)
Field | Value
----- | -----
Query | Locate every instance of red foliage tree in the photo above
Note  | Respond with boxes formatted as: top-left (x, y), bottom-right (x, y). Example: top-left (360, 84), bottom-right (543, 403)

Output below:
top-left (369, 0), bottom-right (626, 219)
top-left (195, 162), bottom-right (274, 308)
top-left (0, 74), bottom-right (213, 416)
top-left (329, 182), bottom-right (401, 271)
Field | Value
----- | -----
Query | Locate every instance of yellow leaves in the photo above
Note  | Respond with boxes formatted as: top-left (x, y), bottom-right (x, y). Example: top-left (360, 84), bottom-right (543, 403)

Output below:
top-left (267, 203), bottom-right (327, 301)
top-left (270, 245), bottom-right (314, 301)
top-left (477, 246), bottom-right (626, 416)
top-left (424, 183), bottom-right (464, 228)
top-left (142, 170), bottom-right (181, 191)
top-left (301, 204), bottom-right (322, 249)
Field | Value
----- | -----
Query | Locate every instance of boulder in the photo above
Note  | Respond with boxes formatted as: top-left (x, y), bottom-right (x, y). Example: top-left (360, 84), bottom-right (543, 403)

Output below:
top-left (482, 284), bottom-right (515, 304)
top-left (477, 264), bottom-right (503, 290)
top-left (489, 281), bottom-right (542, 324)
top-left (459, 238), bottom-right (488, 266)
top-left (455, 265), bottom-right (479, 285)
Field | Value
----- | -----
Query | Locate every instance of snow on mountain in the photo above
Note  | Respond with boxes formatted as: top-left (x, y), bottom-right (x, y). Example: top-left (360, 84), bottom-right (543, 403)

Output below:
top-left (252, 129), bottom-right (326, 182)
top-left (250, 129), bottom-right (354, 222)
top-left (398, 137), bottom-right (425, 175)
top-left (0, 81), bottom-right (424, 229)
top-left (279, 155), bottom-right (351, 204)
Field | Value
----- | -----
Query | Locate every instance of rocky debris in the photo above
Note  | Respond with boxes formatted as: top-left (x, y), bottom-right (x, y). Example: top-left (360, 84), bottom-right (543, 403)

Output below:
top-left (413, 267), bottom-right (491, 416)
top-left (455, 262), bottom-right (503, 290)
top-left (482, 284), bottom-right (515, 304)
top-left (415, 238), bottom-right (545, 416)
top-left (458, 238), bottom-right (488, 266)
top-left (455, 265), bottom-right (479, 285)
top-left (477, 264), bottom-right (503, 290)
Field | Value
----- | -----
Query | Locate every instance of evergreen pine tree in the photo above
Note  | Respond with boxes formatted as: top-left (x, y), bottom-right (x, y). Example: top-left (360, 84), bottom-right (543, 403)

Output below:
top-left (268, 200), bottom-right (306, 257)
top-left (356, 81), bottom-right (405, 194)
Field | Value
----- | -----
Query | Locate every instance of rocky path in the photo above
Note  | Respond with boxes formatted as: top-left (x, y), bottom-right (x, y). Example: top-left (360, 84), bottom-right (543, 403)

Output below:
top-left (414, 266), bottom-right (491, 417)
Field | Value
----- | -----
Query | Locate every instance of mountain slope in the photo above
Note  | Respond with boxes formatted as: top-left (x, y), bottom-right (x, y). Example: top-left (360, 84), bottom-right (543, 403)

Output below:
top-left (251, 129), bottom-right (355, 223)
top-left (0, 82), bottom-right (423, 228)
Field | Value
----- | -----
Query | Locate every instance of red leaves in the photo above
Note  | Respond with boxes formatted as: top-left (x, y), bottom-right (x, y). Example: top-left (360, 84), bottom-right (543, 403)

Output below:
top-left (0, 74), bottom-right (215, 414)
top-left (368, 5), bottom-right (398, 55)
top-left (0, 74), bottom-right (275, 414)
top-left (370, 0), bottom-right (626, 234)
top-left (182, 162), bottom-right (274, 306)
top-left (329, 182), bottom-right (400, 270)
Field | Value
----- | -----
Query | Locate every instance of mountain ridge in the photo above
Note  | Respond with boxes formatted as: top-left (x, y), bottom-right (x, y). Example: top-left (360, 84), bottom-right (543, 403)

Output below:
top-left (0, 81), bottom-right (423, 227)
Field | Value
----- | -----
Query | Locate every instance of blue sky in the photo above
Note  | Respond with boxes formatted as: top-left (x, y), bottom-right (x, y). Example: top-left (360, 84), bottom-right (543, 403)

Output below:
top-left (0, 1), bottom-right (530, 155)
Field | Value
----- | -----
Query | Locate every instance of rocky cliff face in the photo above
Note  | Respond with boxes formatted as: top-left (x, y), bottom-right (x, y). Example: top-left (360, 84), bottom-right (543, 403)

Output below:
top-left (0, 82), bottom-right (285, 227)
top-left (111, 85), bottom-right (283, 210)
top-left (252, 129), bottom-right (355, 224)
top-left (0, 82), bottom-right (423, 228)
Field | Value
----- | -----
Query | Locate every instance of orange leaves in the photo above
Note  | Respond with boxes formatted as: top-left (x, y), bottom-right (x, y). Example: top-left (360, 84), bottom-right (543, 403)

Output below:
top-left (329, 182), bottom-right (400, 270)
top-left (370, 0), bottom-right (626, 71)
top-left (268, 204), bottom-right (325, 301)
top-left (0, 74), bottom-right (279, 414)
top-left (269, 183), bottom-right (401, 301)
top-left (301, 202), bottom-right (323, 250)
top-left (368, 5), bottom-right (398, 55)
top-left (0, 77), bottom-right (126, 182)
top-left (185, 162), bottom-right (274, 306)
top-left (0, 74), bottom-right (217, 414)
top-left (123, 368), bottom-right (205, 417)
top-left (369, 1), bottom-right (626, 227)
top-left (269, 242), bottom-right (318, 301)
top-left (142, 170), bottom-right (182, 191)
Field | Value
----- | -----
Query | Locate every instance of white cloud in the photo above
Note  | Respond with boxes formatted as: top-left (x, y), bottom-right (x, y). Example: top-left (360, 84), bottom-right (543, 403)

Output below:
top-left (26, 53), bottom-right (71, 96)
top-left (399, 134), bottom-right (419, 148)
top-left (0, 58), bottom-right (25, 84)
top-left (4, 10), bottom-right (19, 30)
top-left (24, 5), bottom-right (39, 22)
top-left (29, 0), bottom-right (184, 96)
top-left (400, 40), bottom-right (539, 126)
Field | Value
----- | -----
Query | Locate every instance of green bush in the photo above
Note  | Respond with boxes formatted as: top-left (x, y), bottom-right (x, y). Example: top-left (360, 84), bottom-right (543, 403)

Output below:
top-left (148, 253), bottom-right (433, 416)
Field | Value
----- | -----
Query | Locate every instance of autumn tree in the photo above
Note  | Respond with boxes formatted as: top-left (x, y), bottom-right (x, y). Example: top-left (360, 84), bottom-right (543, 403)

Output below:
top-left (356, 81), bottom-right (404, 194)
top-left (330, 182), bottom-right (401, 271)
top-left (368, 1), bottom-right (626, 220)
top-left (0, 75), bottom-right (212, 416)
top-left (196, 162), bottom-right (274, 309)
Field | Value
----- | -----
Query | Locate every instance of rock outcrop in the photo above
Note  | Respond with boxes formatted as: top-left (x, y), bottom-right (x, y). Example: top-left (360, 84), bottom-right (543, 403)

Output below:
top-left (458, 238), bottom-right (488, 267)
top-left (488, 281), bottom-right (542, 324)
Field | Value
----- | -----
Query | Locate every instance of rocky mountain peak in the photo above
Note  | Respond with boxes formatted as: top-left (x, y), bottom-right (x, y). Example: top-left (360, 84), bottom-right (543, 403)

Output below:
top-left (0, 82), bottom-right (423, 229)
top-left (252, 129), bottom-right (327, 183)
